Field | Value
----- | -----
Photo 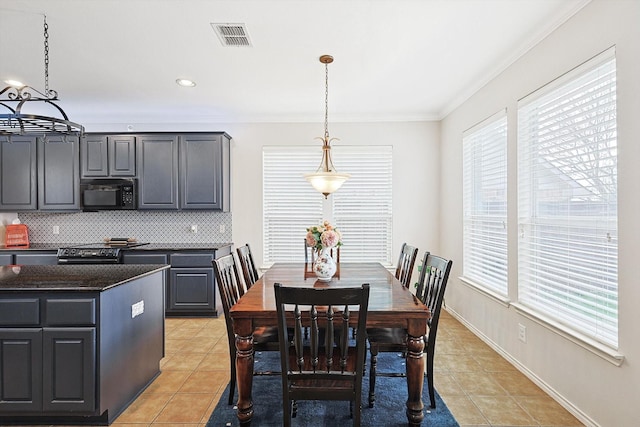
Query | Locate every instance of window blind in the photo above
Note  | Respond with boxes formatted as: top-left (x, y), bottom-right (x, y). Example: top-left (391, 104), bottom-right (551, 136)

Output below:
top-left (263, 147), bottom-right (323, 263)
top-left (462, 111), bottom-right (508, 296)
top-left (263, 145), bottom-right (393, 265)
top-left (517, 49), bottom-right (618, 347)
top-left (332, 146), bottom-right (393, 264)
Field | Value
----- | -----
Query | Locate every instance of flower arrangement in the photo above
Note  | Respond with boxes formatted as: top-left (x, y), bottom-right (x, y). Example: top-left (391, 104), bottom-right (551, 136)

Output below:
top-left (305, 220), bottom-right (342, 253)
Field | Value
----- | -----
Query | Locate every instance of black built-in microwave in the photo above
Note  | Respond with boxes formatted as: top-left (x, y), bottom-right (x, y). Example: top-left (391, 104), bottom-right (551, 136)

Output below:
top-left (80, 178), bottom-right (137, 210)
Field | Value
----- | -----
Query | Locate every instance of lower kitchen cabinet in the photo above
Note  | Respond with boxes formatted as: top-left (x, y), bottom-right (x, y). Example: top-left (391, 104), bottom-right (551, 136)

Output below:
top-left (0, 254), bottom-right (12, 265)
top-left (0, 267), bottom-right (165, 424)
top-left (13, 251), bottom-right (58, 265)
top-left (168, 267), bottom-right (215, 314)
top-left (0, 298), bottom-right (96, 414)
top-left (122, 246), bottom-right (231, 317)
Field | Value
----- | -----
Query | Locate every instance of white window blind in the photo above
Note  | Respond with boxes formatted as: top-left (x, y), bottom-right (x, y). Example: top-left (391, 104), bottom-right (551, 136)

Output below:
top-left (332, 146), bottom-right (393, 264)
top-left (263, 147), bottom-right (323, 263)
top-left (517, 49), bottom-right (618, 347)
top-left (263, 145), bottom-right (393, 264)
top-left (462, 111), bottom-right (508, 296)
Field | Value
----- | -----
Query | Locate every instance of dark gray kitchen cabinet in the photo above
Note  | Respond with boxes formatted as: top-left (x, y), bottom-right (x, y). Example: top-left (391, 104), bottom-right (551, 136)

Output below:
top-left (136, 132), bottom-right (230, 211)
top-left (180, 134), bottom-right (230, 211)
top-left (122, 247), bottom-right (232, 316)
top-left (0, 328), bottom-right (42, 412)
top-left (37, 135), bottom-right (80, 211)
top-left (137, 135), bottom-right (179, 209)
top-left (0, 297), bottom-right (96, 414)
top-left (13, 251), bottom-right (58, 265)
top-left (81, 135), bottom-right (136, 178)
top-left (0, 254), bottom-right (13, 265)
top-left (42, 327), bottom-right (96, 412)
top-left (0, 136), bottom-right (37, 210)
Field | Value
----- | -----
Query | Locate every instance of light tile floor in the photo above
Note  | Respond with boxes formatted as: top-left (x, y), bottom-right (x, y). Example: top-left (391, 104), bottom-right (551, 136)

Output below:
top-left (7, 311), bottom-right (584, 427)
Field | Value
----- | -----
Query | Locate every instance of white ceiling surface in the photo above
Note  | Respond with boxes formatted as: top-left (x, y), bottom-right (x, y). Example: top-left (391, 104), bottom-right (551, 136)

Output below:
top-left (0, 0), bottom-right (589, 126)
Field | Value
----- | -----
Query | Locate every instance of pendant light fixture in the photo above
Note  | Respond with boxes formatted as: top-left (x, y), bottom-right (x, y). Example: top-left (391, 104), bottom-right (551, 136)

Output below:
top-left (0, 14), bottom-right (84, 136)
top-left (304, 54), bottom-right (350, 198)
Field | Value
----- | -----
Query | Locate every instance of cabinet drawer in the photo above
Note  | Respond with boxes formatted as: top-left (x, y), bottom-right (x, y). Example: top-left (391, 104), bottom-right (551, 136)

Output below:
top-left (122, 253), bottom-right (168, 264)
top-left (0, 254), bottom-right (13, 265)
top-left (0, 298), bottom-right (40, 326)
top-left (45, 299), bottom-right (96, 326)
top-left (170, 253), bottom-right (213, 267)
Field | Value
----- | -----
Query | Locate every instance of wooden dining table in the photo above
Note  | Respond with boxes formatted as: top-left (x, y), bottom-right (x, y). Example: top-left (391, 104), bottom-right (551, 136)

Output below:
top-left (229, 262), bottom-right (431, 426)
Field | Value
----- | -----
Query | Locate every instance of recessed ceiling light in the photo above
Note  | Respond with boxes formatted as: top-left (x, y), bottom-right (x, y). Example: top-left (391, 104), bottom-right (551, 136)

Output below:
top-left (4, 79), bottom-right (25, 87)
top-left (176, 78), bottom-right (196, 87)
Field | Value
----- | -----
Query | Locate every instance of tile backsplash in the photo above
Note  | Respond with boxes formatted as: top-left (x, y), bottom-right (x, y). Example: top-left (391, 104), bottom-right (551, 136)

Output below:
top-left (18, 211), bottom-right (232, 244)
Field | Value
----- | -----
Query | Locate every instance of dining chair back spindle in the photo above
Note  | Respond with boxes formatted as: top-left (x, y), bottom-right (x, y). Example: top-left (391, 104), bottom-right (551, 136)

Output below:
top-left (274, 282), bottom-right (370, 427)
top-left (213, 254), bottom-right (279, 405)
top-left (395, 243), bottom-right (419, 287)
top-left (236, 243), bottom-right (260, 288)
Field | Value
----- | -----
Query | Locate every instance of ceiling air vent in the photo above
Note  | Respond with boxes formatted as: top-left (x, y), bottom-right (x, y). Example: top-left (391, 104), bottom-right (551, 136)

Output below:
top-left (211, 23), bottom-right (252, 47)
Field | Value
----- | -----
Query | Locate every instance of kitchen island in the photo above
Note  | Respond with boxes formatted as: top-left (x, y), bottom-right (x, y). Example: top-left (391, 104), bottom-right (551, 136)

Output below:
top-left (0, 264), bottom-right (169, 425)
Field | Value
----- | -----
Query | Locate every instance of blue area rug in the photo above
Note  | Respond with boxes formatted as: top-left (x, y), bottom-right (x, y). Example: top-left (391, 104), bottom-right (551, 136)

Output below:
top-left (206, 350), bottom-right (459, 426)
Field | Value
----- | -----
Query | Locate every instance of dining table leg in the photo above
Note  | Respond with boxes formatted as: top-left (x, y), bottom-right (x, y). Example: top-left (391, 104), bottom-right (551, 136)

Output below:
top-left (406, 320), bottom-right (426, 426)
top-left (234, 319), bottom-right (255, 426)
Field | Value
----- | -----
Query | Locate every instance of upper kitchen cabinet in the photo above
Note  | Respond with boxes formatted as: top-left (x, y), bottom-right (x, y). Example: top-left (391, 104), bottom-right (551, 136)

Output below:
top-left (0, 135), bottom-right (79, 212)
top-left (137, 132), bottom-right (230, 211)
top-left (81, 135), bottom-right (136, 177)
top-left (37, 135), bottom-right (81, 211)
top-left (0, 135), bottom-right (37, 210)
top-left (137, 134), bottom-right (179, 209)
top-left (180, 133), bottom-right (230, 211)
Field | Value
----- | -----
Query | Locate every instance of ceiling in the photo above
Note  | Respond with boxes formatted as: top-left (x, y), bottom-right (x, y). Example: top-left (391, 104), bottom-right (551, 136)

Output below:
top-left (0, 0), bottom-right (590, 127)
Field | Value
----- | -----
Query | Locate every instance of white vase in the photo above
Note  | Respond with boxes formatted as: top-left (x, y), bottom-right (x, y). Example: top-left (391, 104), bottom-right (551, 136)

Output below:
top-left (313, 247), bottom-right (337, 281)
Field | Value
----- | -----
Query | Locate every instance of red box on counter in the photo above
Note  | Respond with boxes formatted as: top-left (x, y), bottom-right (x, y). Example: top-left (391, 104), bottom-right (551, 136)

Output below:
top-left (5, 224), bottom-right (29, 248)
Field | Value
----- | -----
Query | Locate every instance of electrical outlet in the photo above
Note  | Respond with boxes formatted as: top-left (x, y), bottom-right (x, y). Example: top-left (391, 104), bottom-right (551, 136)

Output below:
top-left (219, 224), bottom-right (226, 233)
top-left (190, 224), bottom-right (198, 233)
top-left (518, 323), bottom-right (527, 343)
top-left (52, 225), bottom-right (60, 235)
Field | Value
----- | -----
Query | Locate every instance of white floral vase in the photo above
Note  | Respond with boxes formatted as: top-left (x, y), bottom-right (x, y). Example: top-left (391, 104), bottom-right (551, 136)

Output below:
top-left (313, 247), bottom-right (337, 281)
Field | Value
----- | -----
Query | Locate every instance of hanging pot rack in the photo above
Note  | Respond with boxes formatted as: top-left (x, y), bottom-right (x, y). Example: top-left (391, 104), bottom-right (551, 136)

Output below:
top-left (0, 14), bottom-right (84, 137)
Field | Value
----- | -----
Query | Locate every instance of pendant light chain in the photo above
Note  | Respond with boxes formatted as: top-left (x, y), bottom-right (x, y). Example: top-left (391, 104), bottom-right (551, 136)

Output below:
top-left (324, 60), bottom-right (330, 140)
top-left (43, 15), bottom-right (51, 97)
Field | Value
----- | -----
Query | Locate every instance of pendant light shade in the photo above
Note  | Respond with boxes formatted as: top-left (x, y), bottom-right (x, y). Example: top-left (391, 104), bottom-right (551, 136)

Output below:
top-left (304, 55), bottom-right (350, 198)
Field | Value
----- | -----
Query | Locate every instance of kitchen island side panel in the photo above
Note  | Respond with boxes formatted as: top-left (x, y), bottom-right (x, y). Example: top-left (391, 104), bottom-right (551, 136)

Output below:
top-left (98, 270), bottom-right (165, 422)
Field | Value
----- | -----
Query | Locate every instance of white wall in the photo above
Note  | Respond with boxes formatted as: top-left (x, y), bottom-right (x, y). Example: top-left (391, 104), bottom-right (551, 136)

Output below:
top-left (223, 121), bottom-right (440, 269)
top-left (439, 1), bottom-right (640, 426)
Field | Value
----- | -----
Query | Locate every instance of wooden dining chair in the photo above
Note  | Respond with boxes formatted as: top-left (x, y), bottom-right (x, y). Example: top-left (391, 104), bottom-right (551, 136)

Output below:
top-left (395, 242), bottom-right (419, 287)
top-left (213, 254), bottom-right (280, 405)
top-left (367, 252), bottom-right (452, 409)
top-left (274, 282), bottom-right (370, 427)
top-left (236, 243), bottom-right (260, 288)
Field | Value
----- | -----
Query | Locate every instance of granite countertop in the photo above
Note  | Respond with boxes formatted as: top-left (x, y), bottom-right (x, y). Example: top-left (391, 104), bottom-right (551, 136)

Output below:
top-left (0, 243), bottom-right (233, 251)
top-left (0, 264), bottom-right (169, 291)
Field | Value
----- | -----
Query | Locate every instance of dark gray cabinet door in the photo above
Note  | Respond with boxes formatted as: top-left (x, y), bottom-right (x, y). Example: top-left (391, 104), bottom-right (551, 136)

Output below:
top-left (37, 135), bottom-right (80, 211)
top-left (109, 136), bottom-right (136, 176)
top-left (14, 251), bottom-right (58, 265)
top-left (137, 135), bottom-right (178, 209)
top-left (82, 135), bottom-right (135, 177)
top-left (168, 268), bottom-right (215, 313)
top-left (81, 135), bottom-right (108, 177)
top-left (42, 327), bottom-right (96, 412)
top-left (0, 136), bottom-right (37, 210)
top-left (0, 328), bottom-right (43, 412)
top-left (180, 134), bottom-right (229, 210)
